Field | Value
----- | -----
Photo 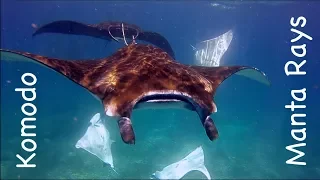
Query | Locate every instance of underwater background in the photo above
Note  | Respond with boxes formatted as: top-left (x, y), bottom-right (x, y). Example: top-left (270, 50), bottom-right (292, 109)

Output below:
top-left (1, 0), bottom-right (319, 179)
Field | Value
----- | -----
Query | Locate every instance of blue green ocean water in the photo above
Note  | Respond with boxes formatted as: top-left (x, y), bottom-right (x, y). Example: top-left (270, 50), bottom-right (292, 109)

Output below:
top-left (1, 1), bottom-right (319, 179)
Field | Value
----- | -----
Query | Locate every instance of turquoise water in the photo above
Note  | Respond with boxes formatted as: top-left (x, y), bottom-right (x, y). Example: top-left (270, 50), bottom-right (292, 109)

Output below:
top-left (1, 1), bottom-right (319, 179)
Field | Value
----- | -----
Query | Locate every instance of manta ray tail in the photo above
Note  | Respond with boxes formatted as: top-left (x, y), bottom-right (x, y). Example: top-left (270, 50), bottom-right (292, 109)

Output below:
top-left (0, 49), bottom-right (106, 99)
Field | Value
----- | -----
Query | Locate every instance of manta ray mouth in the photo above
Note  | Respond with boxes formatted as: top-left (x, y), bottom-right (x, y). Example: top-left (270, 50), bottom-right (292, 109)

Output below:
top-left (130, 91), bottom-right (219, 143)
top-left (134, 91), bottom-right (202, 112)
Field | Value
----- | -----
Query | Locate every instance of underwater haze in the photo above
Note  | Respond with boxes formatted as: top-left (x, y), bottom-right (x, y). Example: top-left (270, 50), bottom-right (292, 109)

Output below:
top-left (1, 0), bottom-right (320, 179)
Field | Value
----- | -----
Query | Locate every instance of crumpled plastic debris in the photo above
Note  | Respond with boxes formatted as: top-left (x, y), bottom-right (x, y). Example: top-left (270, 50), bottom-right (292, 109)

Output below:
top-left (75, 113), bottom-right (116, 172)
top-left (193, 30), bottom-right (233, 67)
top-left (151, 146), bottom-right (211, 179)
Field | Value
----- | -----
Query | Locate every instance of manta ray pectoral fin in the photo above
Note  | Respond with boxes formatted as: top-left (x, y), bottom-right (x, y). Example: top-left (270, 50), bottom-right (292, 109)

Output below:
top-left (0, 49), bottom-right (106, 99)
top-left (190, 65), bottom-right (270, 94)
top-left (32, 20), bottom-right (112, 41)
top-left (1, 50), bottom-right (45, 65)
top-left (234, 67), bottom-right (271, 86)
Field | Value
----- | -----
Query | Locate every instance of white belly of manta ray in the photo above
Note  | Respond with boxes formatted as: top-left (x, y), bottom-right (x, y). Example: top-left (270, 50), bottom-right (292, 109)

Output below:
top-left (105, 90), bottom-right (217, 117)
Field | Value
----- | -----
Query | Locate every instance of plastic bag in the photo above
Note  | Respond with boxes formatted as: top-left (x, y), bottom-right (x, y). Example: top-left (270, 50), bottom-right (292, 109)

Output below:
top-left (75, 113), bottom-right (116, 172)
top-left (151, 146), bottom-right (211, 179)
top-left (193, 30), bottom-right (233, 67)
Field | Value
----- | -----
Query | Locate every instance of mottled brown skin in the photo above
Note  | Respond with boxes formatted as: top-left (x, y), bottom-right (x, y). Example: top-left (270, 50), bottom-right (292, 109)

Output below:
top-left (0, 43), bottom-right (264, 144)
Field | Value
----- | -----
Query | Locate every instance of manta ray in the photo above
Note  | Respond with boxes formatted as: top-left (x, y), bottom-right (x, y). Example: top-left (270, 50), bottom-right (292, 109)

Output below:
top-left (0, 42), bottom-right (269, 144)
top-left (32, 20), bottom-right (175, 59)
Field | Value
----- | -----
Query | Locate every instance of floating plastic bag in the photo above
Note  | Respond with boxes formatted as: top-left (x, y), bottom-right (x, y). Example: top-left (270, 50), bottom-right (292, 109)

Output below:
top-left (75, 113), bottom-right (116, 172)
top-left (151, 146), bottom-right (211, 179)
top-left (193, 30), bottom-right (233, 67)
